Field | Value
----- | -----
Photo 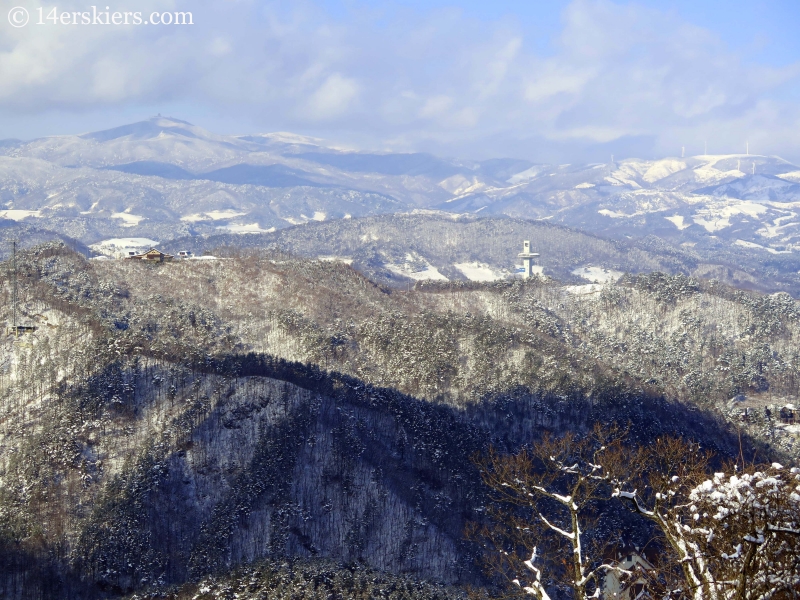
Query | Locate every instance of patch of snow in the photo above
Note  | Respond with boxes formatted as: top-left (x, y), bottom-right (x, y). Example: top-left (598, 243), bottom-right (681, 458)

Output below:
top-left (508, 165), bottom-right (547, 184)
top-left (89, 237), bottom-right (159, 258)
top-left (642, 159), bottom-right (687, 183)
top-left (0, 209), bottom-right (42, 220)
top-left (665, 215), bottom-right (690, 230)
top-left (734, 239), bottom-right (792, 254)
top-left (385, 253), bottom-right (448, 281)
top-left (575, 182), bottom-right (595, 189)
top-left (757, 212), bottom-right (798, 238)
top-left (205, 209), bottom-right (248, 220)
top-left (692, 200), bottom-right (768, 232)
top-left (598, 209), bottom-right (626, 218)
top-left (217, 223), bottom-right (276, 234)
top-left (571, 266), bottom-right (623, 283)
top-left (564, 284), bottom-right (603, 295)
top-left (181, 213), bottom-right (208, 223)
top-left (777, 170), bottom-right (800, 183)
top-left (111, 212), bottom-right (145, 227)
top-left (318, 256), bottom-right (354, 265)
top-left (312, 211), bottom-right (326, 221)
top-left (440, 174), bottom-right (487, 195)
top-left (454, 262), bottom-right (508, 282)
top-left (181, 210), bottom-right (249, 222)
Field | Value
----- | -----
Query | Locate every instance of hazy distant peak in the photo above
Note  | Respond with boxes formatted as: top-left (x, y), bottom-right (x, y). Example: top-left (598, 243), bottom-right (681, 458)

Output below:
top-left (79, 116), bottom-right (205, 143)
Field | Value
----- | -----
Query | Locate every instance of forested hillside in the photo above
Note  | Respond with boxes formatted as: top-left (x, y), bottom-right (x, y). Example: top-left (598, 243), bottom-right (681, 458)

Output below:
top-left (0, 243), bottom-right (795, 598)
top-left (162, 213), bottom-right (800, 294)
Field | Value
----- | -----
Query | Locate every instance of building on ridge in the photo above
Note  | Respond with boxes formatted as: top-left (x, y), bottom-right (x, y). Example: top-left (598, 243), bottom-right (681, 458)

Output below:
top-left (517, 240), bottom-right (540, 279)
top-left (126, 248), bottom-right (174, 262)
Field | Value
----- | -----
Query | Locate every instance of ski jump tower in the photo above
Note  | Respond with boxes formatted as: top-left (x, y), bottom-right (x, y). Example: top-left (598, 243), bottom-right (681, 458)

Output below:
top-left (518, 240), bottom-right (539, 279)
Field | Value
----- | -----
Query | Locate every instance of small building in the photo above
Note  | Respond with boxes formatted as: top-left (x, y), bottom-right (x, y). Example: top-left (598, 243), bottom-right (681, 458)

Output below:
top-left (126, 248), bottom-right (174, 262)
top-left (602, 544), bottom-right (656, 600)
top-left (177, 250), bottom-right (193, 259)
top-left (780, 404), bottom-right (796, 425)
top-left (517, 240), bottom-right (540, 279)
top-left (6, 325), bottom-right (37, 336)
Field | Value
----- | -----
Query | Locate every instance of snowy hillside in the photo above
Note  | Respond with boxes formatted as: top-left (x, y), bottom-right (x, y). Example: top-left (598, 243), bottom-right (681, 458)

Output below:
top-left (2, 117), bottom-right (800, 267)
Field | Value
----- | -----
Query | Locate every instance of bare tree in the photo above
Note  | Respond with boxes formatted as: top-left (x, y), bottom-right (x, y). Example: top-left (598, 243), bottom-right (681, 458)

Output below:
top-left (471, 425), bottom-right (634, 599)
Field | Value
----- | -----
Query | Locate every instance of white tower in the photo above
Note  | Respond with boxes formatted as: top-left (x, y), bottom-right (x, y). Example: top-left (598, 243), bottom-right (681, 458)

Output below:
top-left (518, 240), bottom-right (540, 279)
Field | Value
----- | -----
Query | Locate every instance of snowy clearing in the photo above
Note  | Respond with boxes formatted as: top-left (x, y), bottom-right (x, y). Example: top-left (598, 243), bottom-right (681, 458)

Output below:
top-left (318, 256), bottom-right (354, 265)
top-left (664, 215), bottom-right (691, 230)
top-left (0, 209), bottom-right (42, 220)
top-left (734, 240), bottom-right (792, 254)
top-left (217, 223), bottom-right (276, 234)
top-left (571, 266), bottom-right (623, 284)
top-left (89, 238), bottom-right (159, 257)
top-left (454, 262), bottom-right (508, 282)
top-left (111, 212), bottom-right (145, 227)
top-left (385, 254), bottom-right (448, 281)
top-left (564, 284), bottom-right (604, 295)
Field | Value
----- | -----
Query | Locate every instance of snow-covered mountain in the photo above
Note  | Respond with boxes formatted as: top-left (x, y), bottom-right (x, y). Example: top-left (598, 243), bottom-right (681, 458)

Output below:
top-left (2, 117), bottom-right (800, 266)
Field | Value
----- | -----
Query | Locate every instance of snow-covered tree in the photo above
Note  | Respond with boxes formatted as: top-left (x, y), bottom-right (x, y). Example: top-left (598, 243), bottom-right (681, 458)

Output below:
top-left (473, 425), bottom-right (635, 599)
top-left (612, 439), bottom-right (800, 599)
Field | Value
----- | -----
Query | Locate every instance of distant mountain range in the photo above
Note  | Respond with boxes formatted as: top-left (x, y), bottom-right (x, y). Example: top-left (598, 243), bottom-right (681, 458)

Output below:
top-left (2, 116), bottom-right (800, 284)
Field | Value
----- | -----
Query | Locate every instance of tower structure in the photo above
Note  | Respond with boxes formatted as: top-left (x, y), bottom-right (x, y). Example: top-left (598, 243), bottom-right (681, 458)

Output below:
top-left (518, 240), bottom-right (540, 279)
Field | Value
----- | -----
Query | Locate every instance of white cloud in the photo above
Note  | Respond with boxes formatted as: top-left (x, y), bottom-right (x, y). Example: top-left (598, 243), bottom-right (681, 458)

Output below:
top-left (304, 73), bottom-right (359, 119)
top-left (419, 95), bottom-right (453, 118)
top-left (0, 0), bottom-right (798, 162)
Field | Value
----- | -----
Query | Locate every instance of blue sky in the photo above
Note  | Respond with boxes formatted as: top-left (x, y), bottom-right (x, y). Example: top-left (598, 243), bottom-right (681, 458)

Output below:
top-left (1, 0), bottom-right (799, 162)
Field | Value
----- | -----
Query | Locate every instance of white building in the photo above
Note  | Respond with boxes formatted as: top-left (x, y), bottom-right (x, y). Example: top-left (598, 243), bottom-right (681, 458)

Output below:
top-left (518, 240), bottom-right (540, 279)
top-left (602, 545), bottom-right (655, 599)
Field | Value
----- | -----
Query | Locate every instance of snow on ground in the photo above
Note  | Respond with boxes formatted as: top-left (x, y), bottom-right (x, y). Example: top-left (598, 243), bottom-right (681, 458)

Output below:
top-left (778, 170), bottom-right (800, 183)
top-left (564, 284), bottom-right (604, 295)
top-left (692, 199), bottom-right (768, 232)
top-left (507, 165), bottom-right (548, 184)
top-left (318, 256), bottom-right (354, 265)
top-left (641, 159), bottom-right (687, 183)
top-left (575, 182), bottom-right (595, 189)
top-left (385, 253), bottom-right (448, 281)
top-left (181, 210), bottom-right (248, 222)
top-left (217, 223), bottom-right (276, 234)
top-left (439, 175), bottom-right (487, 195)
top-left (757, 212), bottom-right (798, 238)
top-left (691, 155), bottom-right (748, 184)
top-left (312, 212), bottom-right (326, 221)
top-left (734, 240), bottom-right (792, 254)
top-left (598, 209), bottom-right (627, 218)
top-left (0, 209), bottom-right (42, 220)
top-left (454, 262), bottom-right (508, 282)
top-left (571, 266), bottom-right (623, 283)
top-left (89, 238), bottom-right (159, 257)
top-left (664, 215), bottom-right (691, 230)
top-left (111, 212), bottom-right (145, 227)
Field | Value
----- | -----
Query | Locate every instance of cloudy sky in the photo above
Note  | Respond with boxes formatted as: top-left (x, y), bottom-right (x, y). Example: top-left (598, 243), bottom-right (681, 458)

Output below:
top-left (1, 0), bottom-right (799, 162)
